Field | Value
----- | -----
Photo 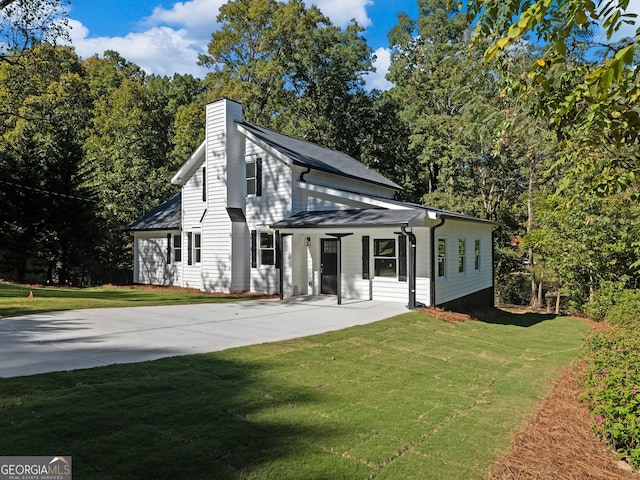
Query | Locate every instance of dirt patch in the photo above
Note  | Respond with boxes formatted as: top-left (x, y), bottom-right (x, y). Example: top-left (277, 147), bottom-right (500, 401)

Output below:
top-left (416, 305), bottom-right (536, 323)
top-left (488, 364), bottom-right (638, 479)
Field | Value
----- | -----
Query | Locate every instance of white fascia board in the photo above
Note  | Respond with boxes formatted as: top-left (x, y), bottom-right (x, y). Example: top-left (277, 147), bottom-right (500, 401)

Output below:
top-left (236, 124), bottom-right (291, 167)
top-left (171, 140), bottom-right (206, 185)
top-left (297, 181), bottom-right (412, 210)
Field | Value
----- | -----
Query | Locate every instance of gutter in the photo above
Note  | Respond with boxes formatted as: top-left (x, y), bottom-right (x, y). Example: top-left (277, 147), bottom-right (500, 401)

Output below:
top-left (430, 217), bottom-right (446, 307)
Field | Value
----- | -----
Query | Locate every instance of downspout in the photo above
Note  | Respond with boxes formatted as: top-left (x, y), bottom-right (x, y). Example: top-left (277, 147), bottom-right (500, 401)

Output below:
top-left (430, 217), bottom-right (446, 307)
top-left (401, 226), bottom-right (417, 310)
top-left (491, 225), bottom-right (500, 308)
top-left (299, 166), bottom-right (311, 182)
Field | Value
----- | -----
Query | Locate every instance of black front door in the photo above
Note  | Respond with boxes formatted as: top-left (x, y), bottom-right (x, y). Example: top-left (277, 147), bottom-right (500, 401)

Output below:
top-left (321, 239), bottom-right (338, 294)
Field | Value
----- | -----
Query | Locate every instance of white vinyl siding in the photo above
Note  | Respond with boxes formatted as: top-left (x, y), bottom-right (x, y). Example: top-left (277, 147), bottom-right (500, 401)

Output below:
top-left (435, 220), bottom-right (493, 305)
top-left (133, 231), bottom-right (181, 286)
top-left (245, 144), bottom-right (291, 226)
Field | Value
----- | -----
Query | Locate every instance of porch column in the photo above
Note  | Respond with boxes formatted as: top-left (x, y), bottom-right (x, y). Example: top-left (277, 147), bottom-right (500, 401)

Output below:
top-left (276, 231), bottom-right (293, 300)
top-left (326, 233), bottom-right (352, 305)
top-left (399, 227), bottom-right (417, 310)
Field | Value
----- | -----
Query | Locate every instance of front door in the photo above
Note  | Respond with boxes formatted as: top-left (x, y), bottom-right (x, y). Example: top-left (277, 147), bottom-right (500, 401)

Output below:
top-left (321, 239), bottom-right (338, 294)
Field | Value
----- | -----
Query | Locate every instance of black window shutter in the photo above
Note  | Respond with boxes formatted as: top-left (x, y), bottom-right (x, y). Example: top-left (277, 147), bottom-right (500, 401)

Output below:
top-left (167, 233), bottom-right (171, 264)
top-left (187, 232), bottom-right (193, 266)
top-left (256, 158), bottom-right (262, 197)
top-left (275, 232), bottom-right (281, 268)
top-left (202, 167), bottom-right (206, 202)
top-left (362, 236), bottom-right (370, 279)
top-left (398, 235), bottom-right (407, 281)
top-left (251, 230), bottom-right (257, 268)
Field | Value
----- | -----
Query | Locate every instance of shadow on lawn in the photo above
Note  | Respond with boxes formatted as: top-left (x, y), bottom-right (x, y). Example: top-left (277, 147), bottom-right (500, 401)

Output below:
top-left (0, 355), bottom-right (327, 479)
top-left (421, 306), bottom-right (559, 328)
top-left (471, 308), bottom-right (558, 327)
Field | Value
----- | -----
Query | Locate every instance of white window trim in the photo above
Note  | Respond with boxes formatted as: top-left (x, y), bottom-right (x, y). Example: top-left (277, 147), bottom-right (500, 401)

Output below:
top-left (259, 230), bottom-right (275, 266)
top-left (373, 238), bottom-right (397, 278)
top-left (458, 238), bottom-right (466, 275)
top-left (437, 237), bottom-right (447, 279)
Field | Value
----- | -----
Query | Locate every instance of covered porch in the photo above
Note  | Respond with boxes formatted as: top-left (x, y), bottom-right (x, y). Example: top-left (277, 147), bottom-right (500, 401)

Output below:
top-left (271, 208), bottom-right (434, 309)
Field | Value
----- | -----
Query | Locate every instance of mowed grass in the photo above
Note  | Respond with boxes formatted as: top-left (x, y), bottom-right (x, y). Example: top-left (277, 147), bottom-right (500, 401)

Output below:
top-left (0, 282), bottom-right (259, 318)
top-left (0, 309), bottom-right (591, 479)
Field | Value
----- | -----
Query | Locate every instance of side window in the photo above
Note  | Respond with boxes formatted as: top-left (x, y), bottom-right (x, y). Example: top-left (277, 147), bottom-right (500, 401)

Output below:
top-left (174, 234), bottom-right (182, 262)
top-left (458, 238), bottom-right (466, 274)
top-left (437, 238), bottom-right (447, 278)
top-left (194, 233), bottom-right (202, 263)
top-left (374, 239), bottom-right (396, 277)
top-left (202, 167), bottom-right (206, 202)
top-left (246, 157), bottom-right (262, 196)
top-left (474, 238), bottom-right (481, 271)
top-left (259, 231), bottom-right (274, 265)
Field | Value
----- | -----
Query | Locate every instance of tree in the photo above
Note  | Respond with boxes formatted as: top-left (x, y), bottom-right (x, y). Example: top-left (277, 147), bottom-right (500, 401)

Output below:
top-left (199, 0), bottom-right (374, 155)
top-left (0, 44), bottom-right (96, 283)
top-left (0, 0), bottom-right (69, 61)
top-left (469, 0), bottom-right (640, 196)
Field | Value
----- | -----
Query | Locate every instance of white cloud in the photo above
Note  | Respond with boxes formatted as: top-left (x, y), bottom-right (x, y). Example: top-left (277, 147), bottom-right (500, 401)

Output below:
top-left (68, 19), bottom-right (209, 77)
top-left (142, 0), bottom-right (224, 40)
top-left (67, 0), bottom-right (380, 80)
top-left (365, 47), bottom-right (393, 91)
top-left (308, 0), bottom-right (373, 27)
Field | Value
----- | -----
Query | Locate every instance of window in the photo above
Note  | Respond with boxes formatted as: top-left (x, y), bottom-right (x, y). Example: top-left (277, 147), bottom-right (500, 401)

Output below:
top-left (474, 239), bottom-right (481, 271)
top-left (246, 157), bottom-right (262, 196)
top-left (374, 238), bottom-right (396, 277)
top-left (202, 167), bottom-right (206, 202)
top-left (174, 234), bottom-right (182, 262)
top-left (458, 238), bottom-right (466, 274)
top-left (259, 231), bottom-right (274, 265)
top-left (194, 233), bottom-right (201, 263)
top-left (437, 238), bottom-right (447, 278)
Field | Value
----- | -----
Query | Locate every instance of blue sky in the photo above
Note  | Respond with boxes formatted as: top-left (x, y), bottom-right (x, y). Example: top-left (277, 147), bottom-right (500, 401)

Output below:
top-left (67, 0), bottom-right (419, 90)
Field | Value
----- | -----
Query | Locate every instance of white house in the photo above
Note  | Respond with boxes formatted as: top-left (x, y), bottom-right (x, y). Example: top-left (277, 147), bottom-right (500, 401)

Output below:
top-left (128, 98), bottom-right (499, 310)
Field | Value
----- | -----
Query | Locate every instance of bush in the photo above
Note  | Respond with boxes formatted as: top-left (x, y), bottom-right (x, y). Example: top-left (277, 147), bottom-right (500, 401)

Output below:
top-left (606, 289), bottom-right (640, 328)
top-left (496, 272), bottom-right (530, 305)
top-left (580, 325), bottom-right (640, 468)
top-left (585, 280), bottom-right (629, 321)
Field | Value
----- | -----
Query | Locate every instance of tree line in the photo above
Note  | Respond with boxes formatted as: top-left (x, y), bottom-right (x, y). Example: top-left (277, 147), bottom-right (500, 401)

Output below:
top-left (0, 0), bottom-right (637, 314)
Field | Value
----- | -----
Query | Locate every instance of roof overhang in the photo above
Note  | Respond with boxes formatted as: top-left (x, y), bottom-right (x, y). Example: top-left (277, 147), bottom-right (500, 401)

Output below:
top-left (271, 208), bottom-right (424, 230)
top-left (171, 140), bottom-right (206, 186)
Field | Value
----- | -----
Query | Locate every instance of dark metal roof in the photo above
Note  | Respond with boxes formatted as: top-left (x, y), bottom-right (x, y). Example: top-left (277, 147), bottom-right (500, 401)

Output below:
top-left (271, 209), bottom-right (422, 229)
top-left (238, 122), bottom-right (401, 190)
top-left (127, 193), bottom-right (182, 231)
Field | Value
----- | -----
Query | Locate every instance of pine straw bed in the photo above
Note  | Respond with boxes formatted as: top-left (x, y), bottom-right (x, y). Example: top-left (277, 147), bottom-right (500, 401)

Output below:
top-left (488, 364), bottom-right (637, 479)
top-left (420, 307), bottom-right (638, 479)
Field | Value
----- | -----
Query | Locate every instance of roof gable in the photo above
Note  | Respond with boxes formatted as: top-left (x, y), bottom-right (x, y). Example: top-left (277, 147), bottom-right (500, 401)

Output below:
top-left (238, 122), bottom-right (401, 190)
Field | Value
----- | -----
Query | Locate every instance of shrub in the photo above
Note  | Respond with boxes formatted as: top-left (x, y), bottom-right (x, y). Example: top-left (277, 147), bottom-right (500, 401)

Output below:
top-left (585, 280), bottom-right (629, 321)
top-left (497, 272), bottom-right (530, 305)
top-left (605, 289), bottom-right (640, 328)
top-left (580, 325), bottom-right (640, 467)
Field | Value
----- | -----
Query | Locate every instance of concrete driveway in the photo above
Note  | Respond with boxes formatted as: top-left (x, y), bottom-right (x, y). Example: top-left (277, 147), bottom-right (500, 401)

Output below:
top-left (0, 296), bottom-right (408, 378)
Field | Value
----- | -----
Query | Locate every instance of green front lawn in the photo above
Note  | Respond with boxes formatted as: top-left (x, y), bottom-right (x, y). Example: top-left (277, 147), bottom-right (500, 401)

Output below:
top-left (0, 282), bottom-right (260, 318)
top-left (0, 309), bottom-right (591, 479)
